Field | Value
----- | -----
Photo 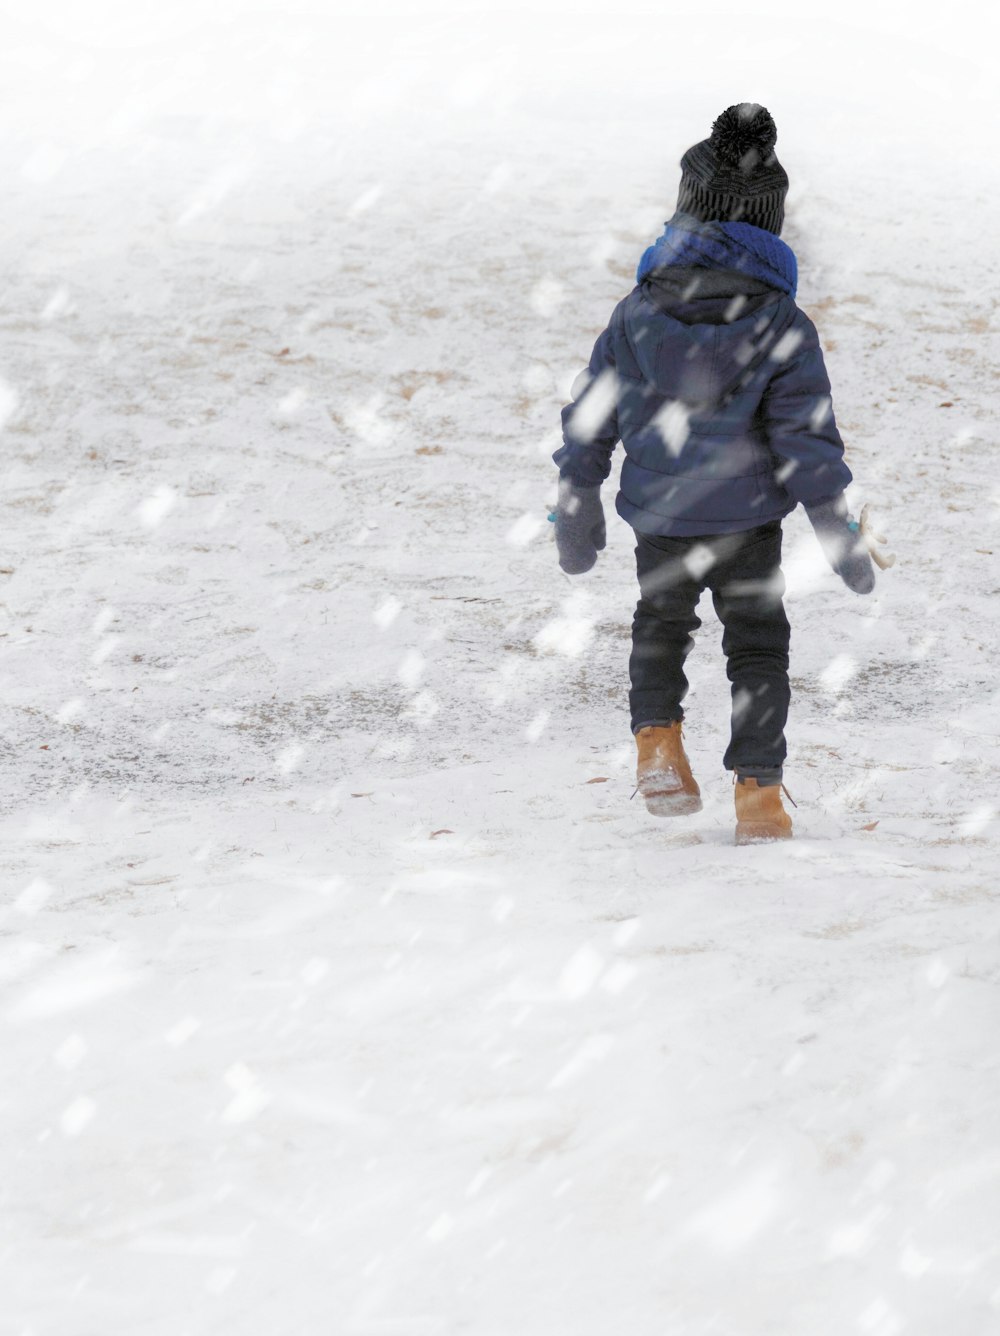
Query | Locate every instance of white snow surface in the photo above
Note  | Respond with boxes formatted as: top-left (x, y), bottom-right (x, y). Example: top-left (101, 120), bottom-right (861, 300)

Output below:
top-left (2, 5), bottom-right (1000, 1334)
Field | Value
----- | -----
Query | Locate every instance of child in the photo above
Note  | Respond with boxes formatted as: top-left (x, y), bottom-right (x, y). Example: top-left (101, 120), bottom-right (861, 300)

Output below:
top-left (552, 103), bottom-right (875, 844)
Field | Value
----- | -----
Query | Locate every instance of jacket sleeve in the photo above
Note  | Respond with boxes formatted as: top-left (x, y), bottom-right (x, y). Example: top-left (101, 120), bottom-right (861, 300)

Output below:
top-left (551, 305), bottom-right (623, 486)
top-left (760, 310), bottom-right (853, 507)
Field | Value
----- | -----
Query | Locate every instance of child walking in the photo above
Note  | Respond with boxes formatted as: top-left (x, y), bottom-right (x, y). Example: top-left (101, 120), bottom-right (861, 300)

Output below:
top-left (552, 103), bottom-right (875, 843)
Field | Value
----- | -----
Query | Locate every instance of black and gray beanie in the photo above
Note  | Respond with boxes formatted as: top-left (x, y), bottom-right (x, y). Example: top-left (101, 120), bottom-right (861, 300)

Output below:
top-left (676, 103), bottom-right (788, 235)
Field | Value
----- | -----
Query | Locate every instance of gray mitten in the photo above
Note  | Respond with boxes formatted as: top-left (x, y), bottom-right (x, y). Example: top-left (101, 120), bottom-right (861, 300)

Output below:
top-left (806, 495), bottom-right (876, 594)
top-left (552, 476), bottom-right (606, 574)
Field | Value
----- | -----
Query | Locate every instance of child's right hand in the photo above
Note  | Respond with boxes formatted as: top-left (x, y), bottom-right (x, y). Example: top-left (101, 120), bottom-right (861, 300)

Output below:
top-left (551, 476), bottom-right (606, 574)
top-left (805, 496), bottom-right (876, 594)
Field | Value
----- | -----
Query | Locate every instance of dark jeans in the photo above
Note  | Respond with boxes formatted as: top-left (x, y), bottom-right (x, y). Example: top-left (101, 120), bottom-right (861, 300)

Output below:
top-left (629, 521), bottom-right (791, 776)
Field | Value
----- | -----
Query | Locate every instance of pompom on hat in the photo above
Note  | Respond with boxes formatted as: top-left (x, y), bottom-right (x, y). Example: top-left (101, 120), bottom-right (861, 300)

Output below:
top-left (676, 103), bottom-right (789, 235)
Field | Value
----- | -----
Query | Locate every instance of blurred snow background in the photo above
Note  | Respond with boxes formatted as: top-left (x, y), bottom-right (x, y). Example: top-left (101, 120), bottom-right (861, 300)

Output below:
top-left (1, 1), bottom-right (999, 1332)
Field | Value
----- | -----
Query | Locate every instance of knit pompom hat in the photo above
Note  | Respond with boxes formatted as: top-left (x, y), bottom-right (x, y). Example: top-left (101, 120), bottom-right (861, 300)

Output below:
top-left (676, 103), bottom-right (788, 235)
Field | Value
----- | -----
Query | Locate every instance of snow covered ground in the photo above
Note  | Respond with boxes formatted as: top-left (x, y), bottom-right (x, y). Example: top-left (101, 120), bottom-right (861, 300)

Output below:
top-left (2, 4), bottom-right (999, 1333)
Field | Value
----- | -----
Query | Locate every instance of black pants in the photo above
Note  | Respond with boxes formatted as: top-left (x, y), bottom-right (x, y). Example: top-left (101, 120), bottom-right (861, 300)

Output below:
top-left (629, 520), bottom-right (791, 776)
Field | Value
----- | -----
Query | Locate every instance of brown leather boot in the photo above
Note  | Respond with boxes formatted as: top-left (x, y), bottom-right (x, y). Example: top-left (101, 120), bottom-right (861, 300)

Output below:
top-left (635, 723), bottom-right (702, 817)
top-left (734, 777), bottom-right (793, 844)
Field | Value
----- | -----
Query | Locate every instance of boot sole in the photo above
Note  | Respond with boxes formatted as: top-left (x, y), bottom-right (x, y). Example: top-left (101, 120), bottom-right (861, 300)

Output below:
top-left (643, 791), bottom-right (703, 818)
top-left (735, 821), bottom-right (793, 845)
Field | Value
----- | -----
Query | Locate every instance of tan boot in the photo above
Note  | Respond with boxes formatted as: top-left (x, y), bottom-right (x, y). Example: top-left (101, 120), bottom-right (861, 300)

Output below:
top-left (734, 777), bottom-right (793, 844)
top-left (635, 723), bottom-right (702, 817)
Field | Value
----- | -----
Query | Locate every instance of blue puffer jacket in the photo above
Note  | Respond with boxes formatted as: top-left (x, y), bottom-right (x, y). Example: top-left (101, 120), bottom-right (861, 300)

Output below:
top-left (553, 216), bottom-right (852, 536)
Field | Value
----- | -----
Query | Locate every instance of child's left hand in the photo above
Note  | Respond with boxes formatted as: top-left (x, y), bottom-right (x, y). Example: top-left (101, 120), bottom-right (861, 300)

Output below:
top-left (805, 495), bottom-right (876, 595)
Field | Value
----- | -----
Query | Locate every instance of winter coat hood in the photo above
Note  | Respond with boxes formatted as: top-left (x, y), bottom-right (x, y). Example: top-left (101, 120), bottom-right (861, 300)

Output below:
top-left (637, 213), bottom-right (798, 296)
top-left (624, 270), bottom-right (793, 408)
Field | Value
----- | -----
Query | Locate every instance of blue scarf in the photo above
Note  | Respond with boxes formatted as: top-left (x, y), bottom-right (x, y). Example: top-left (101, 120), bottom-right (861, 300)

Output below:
top-left (636, 214), bottom-right (798, 297)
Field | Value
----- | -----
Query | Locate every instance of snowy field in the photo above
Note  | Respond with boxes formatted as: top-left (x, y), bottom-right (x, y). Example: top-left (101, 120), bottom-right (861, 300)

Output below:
top-left (2, 3), bottom-right (1000, 1333)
